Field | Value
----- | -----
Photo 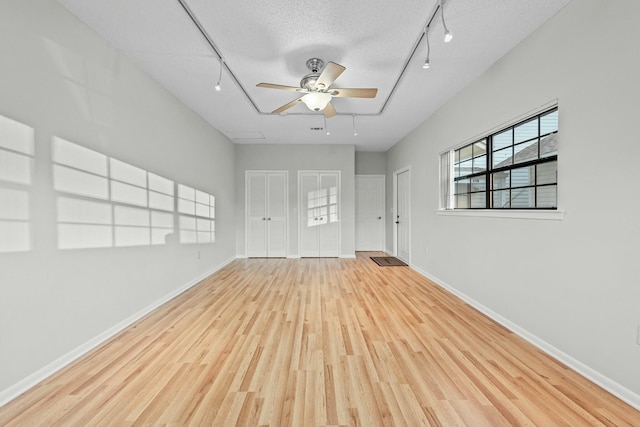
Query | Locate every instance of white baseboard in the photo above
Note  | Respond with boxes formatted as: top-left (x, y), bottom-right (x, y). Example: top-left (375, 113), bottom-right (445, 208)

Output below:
top-left (0, 256), bottom-right (236, 408)
top-left (340, 254), bottom-right (356, 259)
top-left (410, 264), bottom-right (640, 412)
top-left (287, 255), bottom-right (300, 259)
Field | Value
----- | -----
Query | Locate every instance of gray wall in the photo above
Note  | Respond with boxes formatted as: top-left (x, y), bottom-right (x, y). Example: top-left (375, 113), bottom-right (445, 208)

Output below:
top-left (235, 144), bottom-right (355, 258)
top-left (386, 0), bottom-right (640, 398)
top-left (355, 151), bottom-right (386, 175)
top-left (0, 0), bottom-right (236, 397)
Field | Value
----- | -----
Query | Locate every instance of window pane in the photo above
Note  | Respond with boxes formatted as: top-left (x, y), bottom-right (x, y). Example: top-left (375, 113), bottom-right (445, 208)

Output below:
top-left (492, 190), bottom-right (510, 208)
top-left (470, 176), bottom-right (485, 192)
top-left (492, 147), bottom-right (512, 168)
top-left (456, 194), bottom-right (469, 209)
top-left (513, 139), bottom-right (538, 164)
top-left (455, 150), bottom-right (460, 163)
top-left (473, 155), bottom-right (486, 173)
top-left (540, 133), bottom-right (558, 158)
top-left (454, 162), bottom-right (462, 178)
top-left (537, 185), bottom-right (557, 208)
top-left (470, 193), bottom-right (485, 208)
top-left (493, 129), bottom-right (512, 150)
top-left (540, 110), bottom-right (558, 134)
top-left (459, 144), bottom-right (473, 162)
top-left (510, 166), bottom-right (535, 188)
top-left (473, 140), bottom-right (487, 156)
top-left (514, 118), bottom-right (538, 144)
top-left (455, 178), bottom-right (470, 195)
top-left (511, 187), bottom-right (535, 208)
top-left (459, 159), bottom-right (473, 177)
top-left (492, 171), bottom-right (510, 190)
top-left (537, 161), bottom-right (557, 185)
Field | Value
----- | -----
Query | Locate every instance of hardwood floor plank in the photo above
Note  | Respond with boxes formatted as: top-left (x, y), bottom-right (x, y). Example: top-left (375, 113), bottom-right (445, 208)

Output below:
top-left (1, 252), bottom-right (639, 426)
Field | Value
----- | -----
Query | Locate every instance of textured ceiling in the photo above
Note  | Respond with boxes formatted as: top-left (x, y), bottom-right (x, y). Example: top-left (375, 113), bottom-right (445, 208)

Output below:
top-left (57, 0), bottom-right (572, 151)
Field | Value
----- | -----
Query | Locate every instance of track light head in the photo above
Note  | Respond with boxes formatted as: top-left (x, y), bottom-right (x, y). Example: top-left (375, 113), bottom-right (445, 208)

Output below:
top-left (422, 59), bottom-right (430, 69)
top-left (444, 29), bottom-right (453, 43)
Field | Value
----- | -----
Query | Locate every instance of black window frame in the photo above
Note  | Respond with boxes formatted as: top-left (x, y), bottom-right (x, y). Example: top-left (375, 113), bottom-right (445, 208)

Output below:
top-left (452, 108), bottom-right (558, 210)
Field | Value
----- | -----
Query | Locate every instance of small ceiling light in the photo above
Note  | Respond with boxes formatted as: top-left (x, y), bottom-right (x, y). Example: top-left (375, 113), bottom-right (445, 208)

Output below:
top-left (323, 115), bottom-right (330, 136)
top-left (215, 57), bottom-right (223, 91)
top-left (441, 0), bottom-right (453, 42)
top-left (301, 92), bottom-right (332, 112)
top-left (422, 27), bottom-right (431, 69)
top-left (352, 114), bottom-right (358, 136)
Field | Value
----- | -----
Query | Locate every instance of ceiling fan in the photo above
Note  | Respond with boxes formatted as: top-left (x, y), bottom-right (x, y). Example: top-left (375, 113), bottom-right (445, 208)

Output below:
top-left (256, 58), bottom-right (378, 118)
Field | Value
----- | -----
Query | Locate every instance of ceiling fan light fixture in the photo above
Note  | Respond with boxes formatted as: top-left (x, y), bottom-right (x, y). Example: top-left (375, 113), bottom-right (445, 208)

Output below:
top-left (301, 92), bottom-right (332, 112)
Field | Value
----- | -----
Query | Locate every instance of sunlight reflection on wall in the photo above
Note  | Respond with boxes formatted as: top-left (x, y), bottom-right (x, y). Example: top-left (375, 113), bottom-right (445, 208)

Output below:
top-left (52, 137), bottom-right (214, 249)
top-left (306, 187), bottom-right (338, 227)
top-left (0, 115), bottom-right (34, 253)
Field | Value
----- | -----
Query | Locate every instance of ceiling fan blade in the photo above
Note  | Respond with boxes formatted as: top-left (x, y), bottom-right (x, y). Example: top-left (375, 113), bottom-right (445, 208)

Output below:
top-left (322, 102), bottom-right (337, 118)
top-left (257, 83), bottom-right (303, 92)
top-left (330, 88), bottom-right (378, 98)
top-left (272, 97), bottom-right (303, 114)
top-left (315, 62), bottom-right (346, 90)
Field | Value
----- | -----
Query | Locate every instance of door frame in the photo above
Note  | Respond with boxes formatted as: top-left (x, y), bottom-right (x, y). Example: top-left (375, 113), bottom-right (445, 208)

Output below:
top-left (245, 170), bottom-right (288, 258)
top-left (393, 166), bottom-right (411, 264)
top-left (355, 174), bottom-right (386, 251)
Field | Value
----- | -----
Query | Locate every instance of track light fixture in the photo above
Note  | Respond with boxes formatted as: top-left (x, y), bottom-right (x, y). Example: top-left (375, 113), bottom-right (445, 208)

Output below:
top-left (323, 115), bottom-right (330, 136)
top-left (422, 27), bottom-right (431, 69)
top-left (441, 0), bottom-right (453, 42)
top-left (215, 57), bottom-right (223, 91)
top-left (352, 114), bottom-right (358, 136)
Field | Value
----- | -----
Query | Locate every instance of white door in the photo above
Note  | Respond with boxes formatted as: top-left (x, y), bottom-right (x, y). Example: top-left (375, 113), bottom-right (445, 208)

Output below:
top-left (319, 172), bottom-right (339, 257)
top-left (266, 172), bottom-right (287, 257)
top-left (299, 171), bottom-right (340, 257)
top-left (395, 168), bottom-right (410, 263)
top-left (355, 175), bottom-right (385, 251)
top-left (246, 171), bottom-right (287, 257)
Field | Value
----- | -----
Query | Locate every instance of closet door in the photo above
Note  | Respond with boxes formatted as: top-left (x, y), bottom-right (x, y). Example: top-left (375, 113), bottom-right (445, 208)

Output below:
top-left (299, 171), bottom-right (340, 257)
top-left (246, 171), bottom-right (287, 258)
top-left (299, 172), bottom-right (320, 258)
top-left (266, 172), bottom-right (287, 257)
top-left (246, 172), bottom-right (267, 257)
top-left (318, 172), bottom-right (339, 257)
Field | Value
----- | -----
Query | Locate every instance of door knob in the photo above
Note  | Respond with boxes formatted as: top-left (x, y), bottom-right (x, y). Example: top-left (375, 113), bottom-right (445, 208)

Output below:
top-left (377, 216), bottom-right (382, 219)
top-left (267, 217), bottom-right (271, 221)
top-left (395, 221), bottom-right (399, 224)
top-left (262, 217), bottom-right (266, 221)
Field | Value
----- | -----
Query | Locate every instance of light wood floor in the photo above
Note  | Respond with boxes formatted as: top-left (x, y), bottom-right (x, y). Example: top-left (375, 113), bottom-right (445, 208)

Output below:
top-left (1, 252), bottom-right (639, 426)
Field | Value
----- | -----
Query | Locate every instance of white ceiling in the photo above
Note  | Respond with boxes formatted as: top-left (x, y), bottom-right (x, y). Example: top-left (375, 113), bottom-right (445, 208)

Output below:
top-left (57, 0), bottom-right (572, 151)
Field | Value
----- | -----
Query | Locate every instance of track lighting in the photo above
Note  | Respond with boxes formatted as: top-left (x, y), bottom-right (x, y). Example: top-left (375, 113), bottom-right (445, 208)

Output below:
top-left (323, 115), bottom-right (330, 136)
top-left (352, 114), bottom-right (358, 136)
top-left (441, 0), bottom-right (453, 42)
top-left (215, 57), bottom-right (223, 91)
top-left (422, 27), bottom-right (431, 69)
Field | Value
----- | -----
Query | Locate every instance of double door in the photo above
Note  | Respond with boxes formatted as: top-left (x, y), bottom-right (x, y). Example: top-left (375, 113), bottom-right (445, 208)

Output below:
top-left (246, 171), bottom-right (287, 258)
top-left (299, 171), bottom-right (340, 257)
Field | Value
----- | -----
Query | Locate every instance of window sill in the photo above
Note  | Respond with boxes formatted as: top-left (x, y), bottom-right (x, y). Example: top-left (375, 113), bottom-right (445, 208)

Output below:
top-left (436, 209), bottom-right (565, 220)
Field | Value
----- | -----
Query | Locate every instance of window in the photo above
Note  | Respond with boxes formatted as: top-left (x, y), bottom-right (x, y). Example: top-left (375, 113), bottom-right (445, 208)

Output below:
top-left (443, 108), bottom-right (558, 210)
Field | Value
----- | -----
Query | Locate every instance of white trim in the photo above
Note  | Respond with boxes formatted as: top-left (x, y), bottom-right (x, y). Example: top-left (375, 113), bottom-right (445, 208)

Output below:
top-left (410, 264), bottom-right (640, 412)
top-left (0, 256), bottom-right (236, 407)
top-left (436, 209), bottom-right (565, 220)
top-left (286, 255), bottom-right (300, 259)
top-left (340, 254), bottom-right (356, 259)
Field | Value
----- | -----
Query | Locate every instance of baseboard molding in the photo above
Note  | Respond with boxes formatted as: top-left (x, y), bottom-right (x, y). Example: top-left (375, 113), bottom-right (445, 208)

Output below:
top-left (410, 264), bottom-right (640, 411)
top-left (340, 254), bottom-right (356, 259)
top-left (0, 256), bottom-right (236, 408)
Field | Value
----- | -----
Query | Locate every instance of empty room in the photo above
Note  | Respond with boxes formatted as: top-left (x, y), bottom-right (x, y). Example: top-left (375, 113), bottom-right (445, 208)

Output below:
top-left (1, 0), bottom-right (639, 425)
